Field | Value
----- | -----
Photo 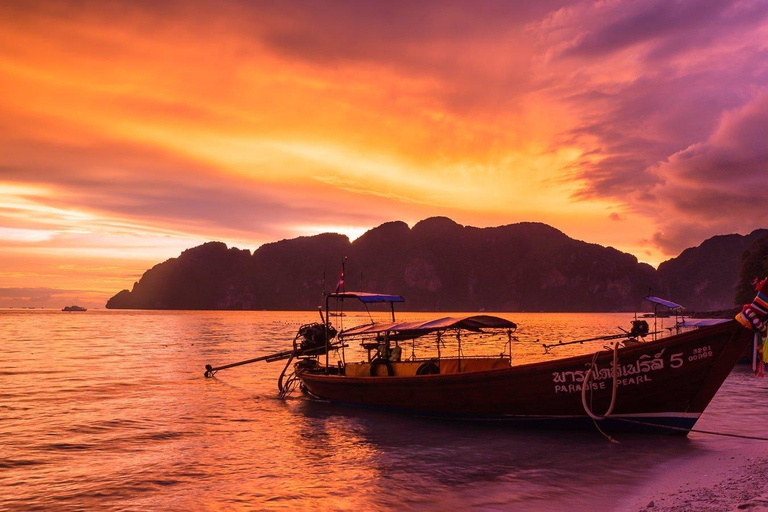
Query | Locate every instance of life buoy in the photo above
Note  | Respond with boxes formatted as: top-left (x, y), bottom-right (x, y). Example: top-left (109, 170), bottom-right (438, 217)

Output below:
top-left (416, 360), bottom-right (440, 375)
top-left (370, 358), bottom-right (394, 377)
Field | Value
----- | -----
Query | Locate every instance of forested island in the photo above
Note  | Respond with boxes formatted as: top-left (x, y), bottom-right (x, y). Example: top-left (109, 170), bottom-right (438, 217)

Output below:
top-left (106, 217), bottom-right (768, 312)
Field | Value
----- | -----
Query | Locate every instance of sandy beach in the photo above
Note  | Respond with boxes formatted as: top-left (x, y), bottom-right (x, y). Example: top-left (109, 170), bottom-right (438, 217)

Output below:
top-left (625, 439), bottom-right (768, 511)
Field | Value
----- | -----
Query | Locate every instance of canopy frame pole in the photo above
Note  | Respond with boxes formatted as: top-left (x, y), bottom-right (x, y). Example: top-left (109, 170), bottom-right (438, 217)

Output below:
top-left (457, 330), bottom-right (462, 373)
top-left (753, 332), bottom-right (759, 373)
top-left (325, 293), bottom-right (331, 371)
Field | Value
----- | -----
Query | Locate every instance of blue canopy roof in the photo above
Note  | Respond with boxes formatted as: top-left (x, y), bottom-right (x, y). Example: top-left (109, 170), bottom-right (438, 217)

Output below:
top-left (339, 315), bottom-right (516, 339)
top-left (644, 296), bottom-right (684, 310)
top-left (327, 292), bottom-right (405, 304)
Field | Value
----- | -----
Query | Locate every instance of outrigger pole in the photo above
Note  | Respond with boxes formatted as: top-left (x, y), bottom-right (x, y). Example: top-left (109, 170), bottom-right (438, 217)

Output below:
top-left (204, 349), bottom-right (296, 378)
top-left (204, 307), bottom-right (333, 378)
top-left (203, 340), bottom-right (344, 378)
top-left (542, 331), bottom-right (659, 354)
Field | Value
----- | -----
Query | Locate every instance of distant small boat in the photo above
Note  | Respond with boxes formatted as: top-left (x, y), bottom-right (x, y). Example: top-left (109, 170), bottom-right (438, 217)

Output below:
top-left (62, 305), bottom-right (87, 312)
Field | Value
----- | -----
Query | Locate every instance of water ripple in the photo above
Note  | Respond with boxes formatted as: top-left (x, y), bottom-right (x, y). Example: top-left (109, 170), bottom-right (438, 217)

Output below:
top-left (0, 309), bottom-right (763, 511)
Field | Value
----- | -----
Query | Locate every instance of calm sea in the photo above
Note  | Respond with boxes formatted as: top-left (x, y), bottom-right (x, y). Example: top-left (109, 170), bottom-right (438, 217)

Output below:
top-left (2, 309), bottom-right (767, 511)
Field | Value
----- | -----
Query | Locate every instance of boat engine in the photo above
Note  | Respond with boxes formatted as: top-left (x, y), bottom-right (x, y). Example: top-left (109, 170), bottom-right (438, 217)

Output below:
top-left (629, 319), bottom-right (650, 338)
top-left (297, 322), bottom-right (338, 352)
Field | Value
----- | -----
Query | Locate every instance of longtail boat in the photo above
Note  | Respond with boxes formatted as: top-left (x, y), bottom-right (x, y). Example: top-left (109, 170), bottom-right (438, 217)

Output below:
top-left (205, 291), bottom-right (757, 436)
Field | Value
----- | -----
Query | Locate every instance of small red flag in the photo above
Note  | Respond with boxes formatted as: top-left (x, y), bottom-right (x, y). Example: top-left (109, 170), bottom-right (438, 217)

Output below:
top-left (334, 268), bottom-right (345, 293)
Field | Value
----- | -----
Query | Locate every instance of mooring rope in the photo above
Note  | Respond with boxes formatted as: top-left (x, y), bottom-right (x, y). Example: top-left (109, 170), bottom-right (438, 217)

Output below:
top-left (611, 417), bottom-right (768, 441)
top-left (582, 342), bottom-right (619, 420)
top-left (578, 341), bottom-right (768, 442)
top-left (278, 371), bottom-right (301, 399)
top-left (581, 343), bottom-right (621, 443)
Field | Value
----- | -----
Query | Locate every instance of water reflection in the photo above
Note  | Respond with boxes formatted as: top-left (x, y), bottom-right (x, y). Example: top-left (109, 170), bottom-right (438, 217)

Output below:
top-left (0, 309), bottom-right (758, 511)
top-left (285, 399), bottom-right (706, 511)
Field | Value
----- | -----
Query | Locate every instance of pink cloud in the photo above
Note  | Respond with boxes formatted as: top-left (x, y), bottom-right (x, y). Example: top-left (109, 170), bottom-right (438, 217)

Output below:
top-left (3, 0), bottom-right (768, 269)
top-left (645, 91), bottom-right (768, 253)
top-left (0, 128), bottom-right (388, 241)
top-left (529, 0), bottom-right (768, 255)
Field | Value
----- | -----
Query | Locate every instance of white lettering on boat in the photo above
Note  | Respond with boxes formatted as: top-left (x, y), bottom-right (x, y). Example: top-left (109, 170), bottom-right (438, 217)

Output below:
top-left (688, 345), bottom-right (714, 362)
top-left (551, 345), bottom-right (714, 393)
top-left (554, 381), bottom-right (607, 394)
top-left (554, 374), bottom-right (653, 393)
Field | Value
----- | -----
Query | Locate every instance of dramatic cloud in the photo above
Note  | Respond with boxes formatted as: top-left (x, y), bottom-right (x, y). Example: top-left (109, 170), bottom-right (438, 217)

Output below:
top-left (529, 0), bottom-right (768, 251)
top-left (646, 91), bottom-right (768, 252)
top-left (1, 0), bottom-right (768, 305)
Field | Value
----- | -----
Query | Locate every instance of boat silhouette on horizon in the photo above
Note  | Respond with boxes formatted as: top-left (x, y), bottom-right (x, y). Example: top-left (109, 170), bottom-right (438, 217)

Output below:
top-left (62, 305), bottom-right (87, 312)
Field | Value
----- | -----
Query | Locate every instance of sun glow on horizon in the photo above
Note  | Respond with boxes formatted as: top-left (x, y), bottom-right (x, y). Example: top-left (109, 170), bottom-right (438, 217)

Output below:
top-left (1, 1), bottom-right (766, 307)
top-left (291, 225), bottom-right (370, 242)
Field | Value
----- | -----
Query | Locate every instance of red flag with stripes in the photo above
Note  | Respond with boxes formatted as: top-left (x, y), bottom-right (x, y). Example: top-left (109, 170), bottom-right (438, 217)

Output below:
top-left (334, 268), bottom-right (345, 293)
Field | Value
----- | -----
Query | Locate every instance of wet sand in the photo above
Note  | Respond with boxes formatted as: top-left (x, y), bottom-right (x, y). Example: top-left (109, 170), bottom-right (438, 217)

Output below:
top-left (625, 441), bottom-right (768, 511)
top-left (618, 364), bottom-right (768, 512)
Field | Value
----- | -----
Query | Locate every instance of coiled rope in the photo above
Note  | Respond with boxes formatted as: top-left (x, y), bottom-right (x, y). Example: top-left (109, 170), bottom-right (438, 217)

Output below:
top-left (582, 342), bottom-right (619, 420)
top-left (581, 342), bottom-right (768, 442)
top-left (581, 342), bottom-right (620, 443)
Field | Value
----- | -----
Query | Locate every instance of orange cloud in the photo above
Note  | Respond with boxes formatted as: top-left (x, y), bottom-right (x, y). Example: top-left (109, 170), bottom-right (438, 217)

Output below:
top-left (1, 1), bottom-right (766, 305)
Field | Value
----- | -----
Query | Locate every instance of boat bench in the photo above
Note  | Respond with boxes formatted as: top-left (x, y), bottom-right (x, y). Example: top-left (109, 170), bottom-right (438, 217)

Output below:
top-left (344, 357), bottom-right (510, 377)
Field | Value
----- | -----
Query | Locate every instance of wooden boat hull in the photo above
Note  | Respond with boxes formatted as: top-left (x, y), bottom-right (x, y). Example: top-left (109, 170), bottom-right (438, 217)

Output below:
top-left (297, 320), bottom-right (753, 434)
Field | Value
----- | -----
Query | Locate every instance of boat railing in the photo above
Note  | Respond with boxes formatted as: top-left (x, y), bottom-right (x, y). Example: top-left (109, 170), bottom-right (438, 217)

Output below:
top-left (348, 327), bottom-right (515, 364)
top-left (344, 356), bottom-right (510, 377)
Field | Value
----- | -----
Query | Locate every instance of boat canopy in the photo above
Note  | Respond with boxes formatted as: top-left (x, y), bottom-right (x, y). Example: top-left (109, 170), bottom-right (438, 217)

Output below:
top-left (339, 315), bottom-right (516, 339)
top-left (327, 292), bottom-right (405, 304)
top-left (644, 296), bottom-right (684, 310)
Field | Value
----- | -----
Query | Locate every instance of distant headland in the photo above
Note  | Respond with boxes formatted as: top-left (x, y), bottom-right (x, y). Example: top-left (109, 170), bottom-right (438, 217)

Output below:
top-left (105, 217), bottom-right (768, 312)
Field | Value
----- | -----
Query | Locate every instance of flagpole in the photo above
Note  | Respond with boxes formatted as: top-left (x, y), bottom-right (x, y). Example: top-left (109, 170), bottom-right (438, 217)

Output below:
top-left (328, 256), bottom-right (347, 371)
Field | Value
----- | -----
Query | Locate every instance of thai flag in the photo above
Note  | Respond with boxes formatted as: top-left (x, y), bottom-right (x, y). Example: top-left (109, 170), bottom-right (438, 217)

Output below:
top-left (334, 268), bottom-right (345, 293)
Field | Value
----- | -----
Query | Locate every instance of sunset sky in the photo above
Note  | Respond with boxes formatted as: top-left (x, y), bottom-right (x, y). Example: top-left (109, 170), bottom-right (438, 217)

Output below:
top-left (2, 0), bottom-right (768, 307)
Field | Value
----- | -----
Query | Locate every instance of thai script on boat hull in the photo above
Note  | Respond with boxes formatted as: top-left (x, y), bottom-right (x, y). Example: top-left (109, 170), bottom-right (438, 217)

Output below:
top-left (551, 346), bottom-right (713, 394)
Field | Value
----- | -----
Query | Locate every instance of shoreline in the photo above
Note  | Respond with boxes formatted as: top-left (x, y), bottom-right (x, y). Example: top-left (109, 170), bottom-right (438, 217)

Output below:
top-left (623, 438), bottom-right (768, 511)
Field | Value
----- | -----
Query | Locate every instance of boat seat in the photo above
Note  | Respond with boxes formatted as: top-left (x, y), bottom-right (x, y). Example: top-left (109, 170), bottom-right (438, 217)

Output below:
top-left (344, 357), bottom-right (510, 377)
top-left (345, 361), bottom-right (424, 377)
top-left (439, 357), bottom-right (510, 374)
